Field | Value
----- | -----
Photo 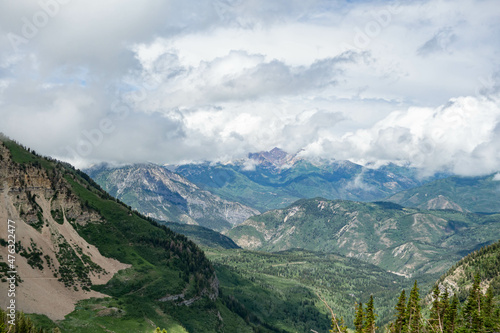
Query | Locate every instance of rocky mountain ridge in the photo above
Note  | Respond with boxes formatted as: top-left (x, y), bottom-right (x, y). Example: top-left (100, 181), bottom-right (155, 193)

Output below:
top-left (386, 174), bottom-right (500, 213)
top-left (0, 141), bottom-right (129, 320)
top-left (174, 148), bottom-right (430, 212)
top-left (86, 163), bottom-right (259, 231)
top-left (227, 198), bottom-right (500, 277)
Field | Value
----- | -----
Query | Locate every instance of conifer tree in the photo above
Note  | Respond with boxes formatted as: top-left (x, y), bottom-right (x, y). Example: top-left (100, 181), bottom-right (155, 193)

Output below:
top-left (406, 281), bottom-right (422, 333)
top-left (429, 285), bottom-right (444, 332)
top-left (443, 295), bottom-right (458, 333)
top-left (482, 286), bottom-right (497, 333)
top-left (364, 295), bottom-right (377, 333)
top-left (439, 288), bottom-right (449, 328)
top-left (462, 274), bottom-right (482, 331)
top-left (354, 302), bottom-right (364, 333)
top-left (330, 316), bottom-right (348, 333)
top-left (391, 290), bottom-right (406, 333)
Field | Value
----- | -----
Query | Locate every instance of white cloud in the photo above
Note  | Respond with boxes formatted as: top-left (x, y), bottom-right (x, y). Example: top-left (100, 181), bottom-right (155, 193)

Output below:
top-left (314, 95), bottom-right (500, 176)
top-left (0, 0), bottom-right (499, 175)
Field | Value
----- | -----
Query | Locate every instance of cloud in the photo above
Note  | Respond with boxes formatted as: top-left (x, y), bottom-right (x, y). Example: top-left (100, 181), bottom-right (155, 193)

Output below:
top-left (311, 95), bottom-right (500, 176)
top-left (131, 47), bottom-right (361, 110)
top-left (417, 27), bottom-right (457, 56)
top-left (0, 0), bottom-right (499, 176)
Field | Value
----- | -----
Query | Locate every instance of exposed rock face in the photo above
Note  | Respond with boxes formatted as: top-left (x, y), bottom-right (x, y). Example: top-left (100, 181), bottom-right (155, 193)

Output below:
top-left (0, 141), bottom-right (130, 320)
top-left (86, 164), bottom-right (259, 231)
top-left (227, 198), bottom-right (500, 277)
top-left (247, 147), bottom-right (300, 169)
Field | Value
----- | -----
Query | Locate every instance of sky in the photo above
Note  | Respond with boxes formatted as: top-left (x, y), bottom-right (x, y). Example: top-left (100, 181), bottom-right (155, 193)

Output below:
top-left (0, 0), bottom-right (500, 176)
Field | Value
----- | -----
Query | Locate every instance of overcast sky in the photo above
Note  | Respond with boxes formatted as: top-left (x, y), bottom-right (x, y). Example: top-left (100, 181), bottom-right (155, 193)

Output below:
top-left (1, 0), bottom-right (500, 175)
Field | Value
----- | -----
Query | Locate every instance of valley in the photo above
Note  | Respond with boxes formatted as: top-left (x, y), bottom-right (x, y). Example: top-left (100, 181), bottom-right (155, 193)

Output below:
top-left (1, 140), bottom-right (500, 332)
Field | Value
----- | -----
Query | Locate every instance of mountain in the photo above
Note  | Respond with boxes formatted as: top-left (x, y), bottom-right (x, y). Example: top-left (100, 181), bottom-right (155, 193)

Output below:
top-left (227, 198), bottom-right (500, 277)
top-left (208, 248), bottom-right (411, 330)
top-left (173, 148), bottom-right (431, 212)
top-left (86, 163), bottom-right (259, 232)
top-left (386, 174), bottom-right (500, 213)
top-left (437, 239), bottom-right (500, 301)
top-left (0, 138), bottom-right (267, 332)
top-left (164, 222), bottom-right (240, 249)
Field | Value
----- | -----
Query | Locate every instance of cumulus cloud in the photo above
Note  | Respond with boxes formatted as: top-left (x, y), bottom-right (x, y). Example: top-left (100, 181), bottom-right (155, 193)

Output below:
top-left (0, 0), bottom-right (499, 176)
top-left (311, 95), bottom-right (500, 176)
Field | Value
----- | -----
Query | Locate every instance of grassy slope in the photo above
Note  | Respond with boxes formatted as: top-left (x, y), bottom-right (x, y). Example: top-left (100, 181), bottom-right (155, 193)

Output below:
top-left (1, 139), bottom-right (256, 333)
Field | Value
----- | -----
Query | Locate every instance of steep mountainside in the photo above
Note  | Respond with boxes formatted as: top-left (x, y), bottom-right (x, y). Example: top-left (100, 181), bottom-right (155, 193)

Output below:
top-left (437, 240), bottom-right (500, 301)
top-left (0, 139), bottom-right (263, 332)
top-left (164, 222), bottom-right (240, 249)
top-left (86, 164), bottom-right (259, 231)
top-left (207, 248), bottom-right (411, 329)
top-left (227, 198), bottom-right (500, 277)
top-left (386, 174), bottom-right (500, 213)
top-left (174, 148), bottom-right (430, 212)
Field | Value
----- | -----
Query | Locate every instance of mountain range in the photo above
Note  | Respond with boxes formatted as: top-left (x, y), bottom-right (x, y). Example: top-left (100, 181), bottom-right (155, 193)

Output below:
top-left (386, 174), bottom-right (500, 213)
top-left (0, 139), bottom-right (261, 332)
top-left (86, 163), bottom-right (259, 231)
top-left (173, 148), bottom-right (432, 212)
top-left (227, 198), bottom-right (500, 278)
top-left (2, 139), bottom-right (500, 332)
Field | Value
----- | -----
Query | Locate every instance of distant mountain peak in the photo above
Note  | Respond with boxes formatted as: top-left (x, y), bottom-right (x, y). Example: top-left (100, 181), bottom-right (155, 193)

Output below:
top-left (248, 147), bottom-right (299, 169)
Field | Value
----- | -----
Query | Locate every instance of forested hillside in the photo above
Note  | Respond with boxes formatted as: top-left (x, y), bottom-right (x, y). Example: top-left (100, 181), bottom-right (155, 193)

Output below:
top-left (228, 198), bottom-right (500, 277)
top-left (0, 139), bottom-right (260, 332)
top-left (386, 175), bottom-right (500, 213)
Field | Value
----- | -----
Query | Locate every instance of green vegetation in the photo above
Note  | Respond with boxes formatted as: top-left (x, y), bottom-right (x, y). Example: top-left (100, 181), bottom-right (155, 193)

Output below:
top-left (228, 198), bottom-right (500, 277)
top-left (50, 209), bottom-right (64, 224)
top-left (386, 174), bottom-right (500, 213)
top-left (19, 240), bottom-right (44, 270)
top-left (206, 248), bottom-right (410, 329)
top-left (0, 309), bottom-right (51, 333)
top-left (438, 240), bottom-right (500, 301)
top-left (3, 137), bottom-right (500, 332)
top-left (175, 160), bottom-right (425, 212)
top-left (163, 222), bottom-right (240, 249)
top-left (0, 138), bottom-right (261, 332)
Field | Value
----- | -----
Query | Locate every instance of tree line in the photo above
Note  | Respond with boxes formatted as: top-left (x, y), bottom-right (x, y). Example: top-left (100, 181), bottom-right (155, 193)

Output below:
top-left (329, 275), bottom-right (499, 333)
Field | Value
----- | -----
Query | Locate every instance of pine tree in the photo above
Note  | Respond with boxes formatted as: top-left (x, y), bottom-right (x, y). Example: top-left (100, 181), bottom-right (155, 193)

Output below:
top-left (364, 295), bottom-right (377, 333)
top-left (354, 302), bottom-right (365, 333)
top-left (462, 274), bottom-right (483, 331)
top-left (429, 285), bottom-right (444, 332)
top-left (391, 290), bottom-right (406, 333)
top-left (482, 286), bottom-right (497, 333)
top-left (439, 288), bottom-right (449, 328)
top-left (154, 328), bottom-right (167, 333)
top-left (330, 316), bottom-right (348, 333)
top-left (406, 281), bottom-right (422, 333)
top-left (443, 295), bottom-right (458, 333)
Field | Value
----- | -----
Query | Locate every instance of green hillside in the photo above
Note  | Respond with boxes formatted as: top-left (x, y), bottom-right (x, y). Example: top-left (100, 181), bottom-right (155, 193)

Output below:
top-left (228, 198), bottom-right (500, 277)
top-left (437, 239), bottom-right (500, 301)
top-left (174, 158), bottom-right (425, 212)
top-left (206, 248), bottom-right (412, 329)
top-left (0, 139), bottom-right (261, 332)
top-left (164, 222), bottom-right (240, 249)
top-left (386, 175), bottom-right (500, 213)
